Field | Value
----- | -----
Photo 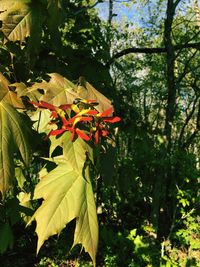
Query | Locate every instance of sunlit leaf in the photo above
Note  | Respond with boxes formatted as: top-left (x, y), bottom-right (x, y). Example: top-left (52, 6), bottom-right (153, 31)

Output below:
top-left (27, 73), bottom-right (113, 113)
top-left (18, 192), bottom-right (33, 223)
top-left (78, 81), bottom-right (113, 113)
top-left (30, 163), bottom-right (98, 263)
top-left (0, 0), bottom-right (44, 50)
top-left (31, 109), bottom-right (52, 134)
top-left (30, 134), bottom-right (98, 265)
top-left (0, 0), bottom-right (32, 41)
top-left (0, 73), bottom-right (24, 108)
top-left (73, 166), bottom-right (98, 266)
top-left (49, 132), bottom-right (93, 168)
top-left (0, 101), bottom-right (30, 194)
top-left (0, 72), bottom-right (9, 101)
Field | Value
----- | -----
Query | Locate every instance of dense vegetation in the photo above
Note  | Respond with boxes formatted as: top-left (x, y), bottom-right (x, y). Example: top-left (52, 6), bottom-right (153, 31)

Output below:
top-left (0, 0), bottom-right (199, 266)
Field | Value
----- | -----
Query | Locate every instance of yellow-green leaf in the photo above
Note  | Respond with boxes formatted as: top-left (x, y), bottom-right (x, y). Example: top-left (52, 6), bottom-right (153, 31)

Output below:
top-left (0, 0), bottom-right (45, 49)
top-left (30, 162), bottom-right (98, 265)
top-left (49, 132), bottom-right (93, 170)
top-left (0, 72), bottom-right (9, 101)
top-left (0, 73), bottom-right (24, 108)
top-left (73, 166), bottom-right (98, 266)
top-left (0, 101), bottom-right (30, 194)
top-left (27, 73), bottom-right (112, 112)
top-left (0, 0), bottom-right (32, 42)
top-left (30, 135), bottom-right (98, 265)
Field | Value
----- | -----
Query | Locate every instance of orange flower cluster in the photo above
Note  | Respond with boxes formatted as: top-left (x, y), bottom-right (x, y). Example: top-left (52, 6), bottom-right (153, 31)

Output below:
top-left (31, 99), bottom-right (120, 144)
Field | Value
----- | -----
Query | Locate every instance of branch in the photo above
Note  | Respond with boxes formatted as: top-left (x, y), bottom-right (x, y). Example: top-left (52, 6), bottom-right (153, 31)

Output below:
top-left (175, 30), bottom-right (200, 59)
top-left (174, 0), bottom-right (182, 8)
top-left (176, 50), bottom-right (198, 85)
top-left (107, 42), bottom-right (200, 66)
top-left (182, 99), bottom-right (200, 149)
top-left (178, 95), bottom-right (198, 147)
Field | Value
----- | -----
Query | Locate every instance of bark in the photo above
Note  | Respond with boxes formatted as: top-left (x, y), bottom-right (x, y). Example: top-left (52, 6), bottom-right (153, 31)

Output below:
top-left (151, 0), bottom-right (182, 238)
top-left (107, 0), bottom-right (114, 49)
top-left (108, 0), bottom-right (114, 25)
top-left (164, 0), bottom-right (177, 149)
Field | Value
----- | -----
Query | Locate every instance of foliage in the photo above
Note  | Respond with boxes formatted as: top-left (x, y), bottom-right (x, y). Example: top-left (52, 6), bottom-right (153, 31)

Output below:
top-left (0, 1), bottom-right (121, 266)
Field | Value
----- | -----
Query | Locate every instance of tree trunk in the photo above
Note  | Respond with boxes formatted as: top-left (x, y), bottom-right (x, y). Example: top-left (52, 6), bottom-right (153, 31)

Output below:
top-left (107, 0), bottom-right (114, 50)
top-left (152, 0), bottom-right (181, 238)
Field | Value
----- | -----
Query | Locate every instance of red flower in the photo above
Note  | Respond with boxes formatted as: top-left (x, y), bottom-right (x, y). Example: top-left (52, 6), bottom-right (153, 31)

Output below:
top-left (31, 100), bottom-right (120, 143)
top-left (97, 107), bottom-right (121, 123)
top-left (89, 107), bottom-right (121, 143)
top-left (30, 101), bottom-right (54, 110)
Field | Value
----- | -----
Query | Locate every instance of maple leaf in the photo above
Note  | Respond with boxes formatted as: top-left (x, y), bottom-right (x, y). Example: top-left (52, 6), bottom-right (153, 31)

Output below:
top-left (0, 101), bottom-right (30, 194)
top-left (0, 0), bottom-right (44, 45)
top-left (0, 73), bottom-right (30, 195)
top-left (29, 134), bottom-right (98, 265)
top-left (27, 73), bottom-right (113, 113)
top-left (0, 73), bottom-right (24, 108)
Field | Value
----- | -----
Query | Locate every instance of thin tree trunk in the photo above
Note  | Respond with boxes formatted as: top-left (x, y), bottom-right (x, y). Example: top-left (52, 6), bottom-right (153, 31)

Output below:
top-left (164, 0), bottom-right (177, 149)
top-left (151, 0), bottom-right (181, 238)
top-left (107, 0), bottom-right (114, 50)
top-left (108, 0), bottom-right (113, 25)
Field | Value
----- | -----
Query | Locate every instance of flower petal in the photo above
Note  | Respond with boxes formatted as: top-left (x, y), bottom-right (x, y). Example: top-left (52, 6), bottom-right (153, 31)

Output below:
top-left (30, 101), bottom-right (57, 111)
top-left (61, 116), bottom-right (69, 125)
top-left (73, 116), bottom-right (93, 126)
top-left (50, 111), bottom-right (58, 119)
top-left (30, 101), bottom-right (40, 108)
top-left (77, 109), bottom-right (98, 116)
top-left (39, 101), bottom-right (57, 110)
top-left (101, 130), bottom-right (109, 137)
top-left (103, 117), bottom-right (121, 123)
top-left (94, 130), bottom-right (99, 144)
top-left (49, 128), bottom-right (65, 136)
top-left (76, 128), bottom-right (90, 141)
top-left (59, 104), bottom-right (72, 110)
top-left (98, 107), bottom-right (113, 117)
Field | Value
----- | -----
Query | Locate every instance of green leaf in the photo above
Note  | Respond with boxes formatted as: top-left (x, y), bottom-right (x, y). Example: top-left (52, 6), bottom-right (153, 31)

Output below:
top-left (77, 79), bottom-right (113, 113)
top-left (15, 166), bottom-right (26, 189)
top-left (30, 135), bottom-right (98, 265)
top-left (73, 166), bottom-right (98, 266)
top-left (31, 109), bottom-right (52, 134)
top-left (0, 0), bottom-right (45, 49)
top-left (28, 73), bottom-right (113, 113)
top-left (18, 192), bottom-right (33, 223)
top-left (26, 73), bottom-right (77, 102)
top-left (0, 222), bottom-right (14, 253)
top-left (30, 164), bottom-right (98, 265)
top-left (0, 73), bottom-right (30, 194)
top-left (0, 101), bottom-right (30, 194)
top-left (0, 0), bottom-right (32, 41)
top-left (50, 132), bottom-right (93, 169)
top-left (0, 72), bottom-right (9, 101)
top-left (0, 72), bottom-right (24, 108)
